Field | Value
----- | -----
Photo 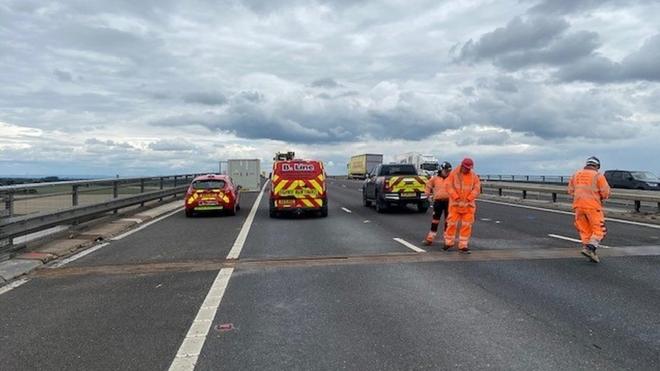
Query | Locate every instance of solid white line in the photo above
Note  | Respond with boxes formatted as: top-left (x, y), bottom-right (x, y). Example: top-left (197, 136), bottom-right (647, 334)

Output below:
top-left (0, 278), bottom-right (28, 297)
top-left (50, 242), bottom-right (111, 268)
top-left (111, 207), bottom-right (182, 241)
top-left (479, 199), bottom-right (660, 230)
top-left (393, 238), bottom-right (426, 253)
top-left (341, 207), bottom-right (352, 213)
top-left (548, 234), bottom-right (610, 249)
top-left (169, 181), bottom-right (269, 370)
top-left (226, 181), bottom-right (268, 260)
top-left (168, 267), bottom-right (234, 371)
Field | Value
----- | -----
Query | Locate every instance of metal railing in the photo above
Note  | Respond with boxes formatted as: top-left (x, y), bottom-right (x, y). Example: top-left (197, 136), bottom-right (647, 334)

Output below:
top-left (0, 174), bottom-right (202, 256)
top-left (481, 181), bottom-right (660, 213)
top-left (481, 175), bottom-right (570, 184)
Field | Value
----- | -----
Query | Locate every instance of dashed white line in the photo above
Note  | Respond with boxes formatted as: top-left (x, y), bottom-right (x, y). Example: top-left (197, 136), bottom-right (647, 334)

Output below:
top-left (0, 278), bottom-right (28, 297)
top-left (393, 238), bottom-right (426, 253)
top-left (50, 242), bottom-right (111, 268)
top-left (169, 181), bottom-right (268, 370)
top-left (341, 207), bottom-right (352, 213)
top-left (548, 234), bottom-right (610, 249)
top-left (479, 198), bottom-right (660, 230)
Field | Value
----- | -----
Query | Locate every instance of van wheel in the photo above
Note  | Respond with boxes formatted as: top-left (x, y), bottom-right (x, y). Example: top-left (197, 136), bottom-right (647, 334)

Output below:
top-left (320, 203), bottom-right (328, 217)
top-left (269, 203), bottom-right (277, 218)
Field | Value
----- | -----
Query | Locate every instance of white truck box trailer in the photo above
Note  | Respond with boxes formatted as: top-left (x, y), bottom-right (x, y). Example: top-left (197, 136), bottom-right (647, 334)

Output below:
top-left (227, 159), bottom-right (261, 191)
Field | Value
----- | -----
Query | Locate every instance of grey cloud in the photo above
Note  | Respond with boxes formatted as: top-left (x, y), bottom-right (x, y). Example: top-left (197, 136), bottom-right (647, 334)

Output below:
top-left (527, 0), bottom-right (631, 15)
top-left (85, 138), bottom-right (136, 149)
top-left (149, 139), bottom-right (195, 151)
top-left (458, 16), bottom-right (569, 61)
top-left (557, 34), bottom-right (660, 82)
top-left (311, 78), bottom-right (342, 88)
top-left (183, 91), bottom-right (227, 106)
top-left (53, 69), bottom-right (74, 82)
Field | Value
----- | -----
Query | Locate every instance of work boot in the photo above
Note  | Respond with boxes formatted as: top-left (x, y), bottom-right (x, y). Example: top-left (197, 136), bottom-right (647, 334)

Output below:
top-left (459, 247), bottom-right (471, 254)
top-left (442, 244), bottom-right (453, 251)
top-left (581, 244), bottom-right (600, 263)
top-left (422, 232), bottom-right (436, 246)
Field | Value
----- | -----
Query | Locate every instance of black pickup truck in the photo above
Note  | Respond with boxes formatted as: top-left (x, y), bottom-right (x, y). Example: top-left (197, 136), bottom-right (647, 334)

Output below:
top-left (362, 164), bottom-right (429, 213)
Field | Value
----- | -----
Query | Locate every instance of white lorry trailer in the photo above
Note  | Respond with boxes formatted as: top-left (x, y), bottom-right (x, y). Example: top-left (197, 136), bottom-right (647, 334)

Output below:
top-left (227, 159), bottom-right (261, 191)
top-left (395, 152), bottom-right (439, 177)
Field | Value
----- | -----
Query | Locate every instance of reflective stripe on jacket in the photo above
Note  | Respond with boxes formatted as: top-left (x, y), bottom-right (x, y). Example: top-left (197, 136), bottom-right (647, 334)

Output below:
top-left (445, 168), bottom-right (481, 208)
top-left (425, 175), bottom-right (450, 200)
top-left (568, 168), bottom-right (611, 210)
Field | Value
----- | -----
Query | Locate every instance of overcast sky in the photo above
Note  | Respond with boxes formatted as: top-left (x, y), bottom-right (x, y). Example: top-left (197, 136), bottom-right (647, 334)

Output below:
top-left (1, 0), bottom-right (659, 177)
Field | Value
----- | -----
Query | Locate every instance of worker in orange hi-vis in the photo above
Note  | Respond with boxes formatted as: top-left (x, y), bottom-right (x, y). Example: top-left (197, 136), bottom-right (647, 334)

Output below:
top-left (444, 158), bottom-right (481, 254)
top-left (568, 156), bottom-right (611, 263)
top-left (422, 161), bottom-right (453, 246)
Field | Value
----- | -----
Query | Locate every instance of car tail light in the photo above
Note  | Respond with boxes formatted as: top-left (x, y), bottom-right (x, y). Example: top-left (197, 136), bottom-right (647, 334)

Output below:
top-left (383, 178), bottom-right (391, 192)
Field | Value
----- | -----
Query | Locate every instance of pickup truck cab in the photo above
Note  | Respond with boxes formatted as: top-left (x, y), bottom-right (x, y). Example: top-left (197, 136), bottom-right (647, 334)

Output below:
top-left (362, 164), bottom-right (429, 213)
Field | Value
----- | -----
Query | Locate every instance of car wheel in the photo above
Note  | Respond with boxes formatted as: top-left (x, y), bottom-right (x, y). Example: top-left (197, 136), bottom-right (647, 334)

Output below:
top-left (185, 209), bottom-right (194, 218)
top-left (227, 203), bottom-right (237, 216)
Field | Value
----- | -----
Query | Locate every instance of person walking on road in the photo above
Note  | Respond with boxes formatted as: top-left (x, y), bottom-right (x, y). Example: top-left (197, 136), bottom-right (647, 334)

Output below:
top-left (568, 156), bottom-right (611, 263)
top-left (422, 161), bottom-right (453, 246)
top-left (444, 158), bottom-right (481, 254)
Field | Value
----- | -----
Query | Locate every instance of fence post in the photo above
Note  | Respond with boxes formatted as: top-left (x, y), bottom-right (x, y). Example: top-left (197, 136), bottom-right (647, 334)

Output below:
top-left (140, 179), bottom-right (145, 207)
top-left (526, 175), bottom-right (529, 181)
top-left (159, 177), bottom-right (164, 201)
top-left (5, 192), bottom-right (14, 217)
top-left (634, 200), bottom-right (641, 213)
top-left (522, 190), bottom-right (527, 199)
top-left (560, 176), bottom-right (564, 183)
top-left (498, 188), bottom-right (503, 197)
top-left (552, 193), bottom-right (557, 203)
top-left (542, 176), bottom-right (546, 183)
top-left (657, 202), bottom-right (660, 213)
top-left (72, 185), bottom-right (79, 207)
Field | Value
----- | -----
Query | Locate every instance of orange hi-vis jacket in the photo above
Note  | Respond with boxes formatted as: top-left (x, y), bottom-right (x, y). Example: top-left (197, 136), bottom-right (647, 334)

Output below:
top-left (425, 175), bottom-right (450, 201)
top-left (568, 168), bottom-right (611, 210)
top-left (445, 168), bottom-right (481, 209)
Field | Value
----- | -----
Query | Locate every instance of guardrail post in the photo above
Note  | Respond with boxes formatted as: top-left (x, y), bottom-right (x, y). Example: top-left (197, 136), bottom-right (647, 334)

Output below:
top-left (72, 185), bottom-right (79, 207)
top-left (159, 177), bottom-right (164, 201)
top-left (522, 190), bottom-right (527, 199)
top-left (498, 175), bottom-right (502, 181)
top-left (140, 179), bottom-right (146, 207)
top-left (498, 188), bottom-right (503, 197)
top-left (173, 176), bottom-right (178, 198)
top-left (657, 202), bottom-right (660, 213)
top-left (113, 181), bottom-right (119, 214)
top-left (526, 176), bottom-right (529, 181)
top-left (560, 176), bottom-right (564, 183)
top-left (541, 176), bottom-right (546, 183)
top-left (552, 193), bottom-right (557, 203)
top-left (634, 200), bottom-right (641, 213)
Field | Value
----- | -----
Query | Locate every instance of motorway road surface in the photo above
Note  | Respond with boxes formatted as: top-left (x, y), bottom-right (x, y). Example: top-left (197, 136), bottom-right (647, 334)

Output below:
top-left (1, 178), bottom-right (659, 370)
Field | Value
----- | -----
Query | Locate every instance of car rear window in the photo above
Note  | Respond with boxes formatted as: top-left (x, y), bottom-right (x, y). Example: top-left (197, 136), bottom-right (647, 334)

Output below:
top-left (274, 161), bottom-right (321, 179)
top-left (379, 165), bottom-right (417, 176)
top-left (192, 180), bottom-right (226, 189)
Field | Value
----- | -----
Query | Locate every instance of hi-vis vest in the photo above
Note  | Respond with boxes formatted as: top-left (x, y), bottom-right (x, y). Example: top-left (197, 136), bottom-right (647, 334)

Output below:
top-left (568, 169), bottom-right (611, 210)
top-left (446, 169), bottom-right (481, 209)
top-left (425, 176), bottom-right (449, 200)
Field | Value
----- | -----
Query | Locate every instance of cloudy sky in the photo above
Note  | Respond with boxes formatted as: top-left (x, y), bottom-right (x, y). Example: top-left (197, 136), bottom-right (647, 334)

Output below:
top-left (1, 0), bottom-right (659, 177)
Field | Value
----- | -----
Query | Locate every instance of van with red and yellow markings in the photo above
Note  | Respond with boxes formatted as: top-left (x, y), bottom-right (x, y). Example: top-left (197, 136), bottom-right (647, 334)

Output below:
top-left (269, 153), bottom-right (328, 218)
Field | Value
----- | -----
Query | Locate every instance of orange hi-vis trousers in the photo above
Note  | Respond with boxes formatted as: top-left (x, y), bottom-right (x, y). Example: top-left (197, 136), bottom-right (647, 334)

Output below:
top-left (575, 208), bottom-right (607, 246)
top-left (444, 205), bottom-right (475, 249)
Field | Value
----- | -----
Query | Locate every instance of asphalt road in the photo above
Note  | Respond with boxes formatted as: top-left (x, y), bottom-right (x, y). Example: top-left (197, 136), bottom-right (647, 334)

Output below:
top-left (1, 179), bottom-right (659, 370)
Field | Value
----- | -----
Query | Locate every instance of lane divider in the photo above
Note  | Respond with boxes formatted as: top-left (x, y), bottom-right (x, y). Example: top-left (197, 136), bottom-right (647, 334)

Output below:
top-left (0, 278), bottom-right (28, 297)
top-left (548, 234), bottom-right (610, 249)
top-left (393, 237), bottom-right (426, 253)
top-left (168, 180), bottom-right (268, 371)
top-left (341, 207), bottom-right (352, 214)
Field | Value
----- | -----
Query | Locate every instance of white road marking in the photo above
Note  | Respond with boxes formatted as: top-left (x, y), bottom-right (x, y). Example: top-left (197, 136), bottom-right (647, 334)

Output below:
top-left (548, 234), bottom-right (610, 249)
top-left (112, 208), bottom-right (182, 240)
top-left (341, 207), bottom-right (352, 213)
top-left (481, 218), bottom-right (492, 221)
top-left (479, 199), bottom-right (660, 230)
top-left (169, 181), bottom-right (269, 370)
top-left (50, 242), bottom-right (111, 268)
top-left (393, 238), bottom-right (426, 253)
top-left (0, 278), bottom-right (28, 297)
top-left (226, 181), bottom-right (268, 260)
top-left (168, 268), bottom-right (234, 371)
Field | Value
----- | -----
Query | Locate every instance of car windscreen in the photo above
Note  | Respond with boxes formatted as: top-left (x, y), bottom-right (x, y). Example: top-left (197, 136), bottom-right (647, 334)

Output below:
top-left (380, 165), bottom-right (417, 176)
top-left (192, 180), bottom-right (226, 189)
top-left (631, 172), bottom-right (659, 181)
